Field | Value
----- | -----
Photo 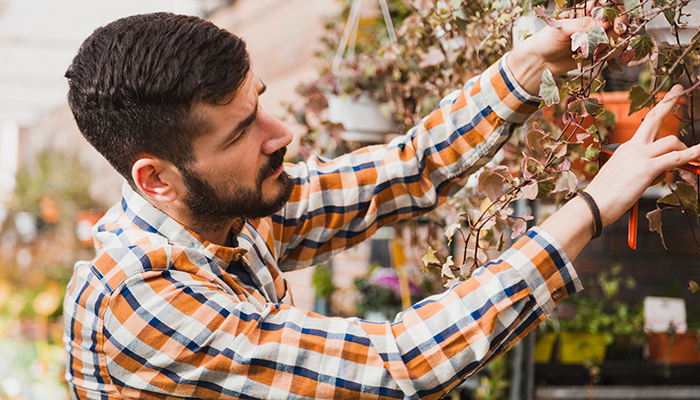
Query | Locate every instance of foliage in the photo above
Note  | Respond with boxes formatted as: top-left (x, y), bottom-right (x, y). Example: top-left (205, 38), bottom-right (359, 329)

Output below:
top-left (547, 264), bottom-right (645, 349)
top-left (291, 0), bottom-right (700, 292)
top-left (354, 265), bottom-right (425, 318)
top-left (472, 353), bottom-right (511, 400)
top-left (311, 263), bottom-right (336, 299)
top-left (0, 148), bottom-right (105, 399)
top-left (288, 0), bottom-right (518, 160)
top-left (11, 148), bottom-right (99, 214)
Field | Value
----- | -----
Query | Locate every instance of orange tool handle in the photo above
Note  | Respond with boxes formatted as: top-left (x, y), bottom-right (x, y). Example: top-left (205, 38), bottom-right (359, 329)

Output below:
top-left (628, 201), bottom-right (638, 250)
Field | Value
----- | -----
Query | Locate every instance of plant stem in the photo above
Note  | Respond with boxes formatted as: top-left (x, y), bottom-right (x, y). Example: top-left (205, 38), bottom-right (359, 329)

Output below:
top-left (637, 35), bottom-right (700, 109)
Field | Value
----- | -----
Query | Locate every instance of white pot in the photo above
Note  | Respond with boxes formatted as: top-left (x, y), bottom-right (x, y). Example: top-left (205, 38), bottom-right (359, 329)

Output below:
top-left (644, 0), bottom-right (700, 46)
top-left (512, 4), bottom-right (556, 47)
top-left (327, 93), bottom-right (395, 143)
top-left (512, 16), bottom-right (548, 46)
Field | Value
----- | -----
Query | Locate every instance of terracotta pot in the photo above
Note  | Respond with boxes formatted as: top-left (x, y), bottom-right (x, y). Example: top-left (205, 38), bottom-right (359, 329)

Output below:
top-left (559, 92), bottom-right (685, 143)
top-left (646, 332), bottom-right (700, 365)
top-left (550, 92), bottom-right (686, 180)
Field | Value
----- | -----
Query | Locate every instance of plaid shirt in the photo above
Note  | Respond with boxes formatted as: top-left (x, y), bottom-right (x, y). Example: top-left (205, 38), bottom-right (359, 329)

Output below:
top-left (63, 55), bottom-right (582, 400)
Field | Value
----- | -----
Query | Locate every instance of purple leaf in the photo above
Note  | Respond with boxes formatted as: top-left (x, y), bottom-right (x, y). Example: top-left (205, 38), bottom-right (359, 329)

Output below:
top-left (646, 209), bottom-right (667, 249)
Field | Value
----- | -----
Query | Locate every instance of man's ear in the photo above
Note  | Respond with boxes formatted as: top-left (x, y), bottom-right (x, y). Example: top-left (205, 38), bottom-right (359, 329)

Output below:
top-left (131, 157), bottom-right (182, 203)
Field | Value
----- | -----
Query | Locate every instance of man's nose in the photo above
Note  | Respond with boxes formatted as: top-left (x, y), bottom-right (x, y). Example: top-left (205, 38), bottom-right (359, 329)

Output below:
top-left (260, 112), bottom-right (293, 155)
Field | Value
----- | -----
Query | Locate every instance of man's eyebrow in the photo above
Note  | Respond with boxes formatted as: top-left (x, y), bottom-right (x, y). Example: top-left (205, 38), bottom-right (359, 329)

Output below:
top-left (222, 82), bottom-right (267, 145)
top-left (224, 105), bottom-right (257, 144)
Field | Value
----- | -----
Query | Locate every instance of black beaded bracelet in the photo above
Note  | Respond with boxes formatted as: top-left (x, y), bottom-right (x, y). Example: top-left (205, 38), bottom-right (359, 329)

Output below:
top-left (576, 191), bottom-right (603, 240)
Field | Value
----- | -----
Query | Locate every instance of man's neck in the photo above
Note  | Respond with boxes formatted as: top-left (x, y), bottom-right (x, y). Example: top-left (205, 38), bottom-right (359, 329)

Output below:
top-left (139, 191), bottom-right (239, 246)
top-left (182, 215), bottom-right (240, 246)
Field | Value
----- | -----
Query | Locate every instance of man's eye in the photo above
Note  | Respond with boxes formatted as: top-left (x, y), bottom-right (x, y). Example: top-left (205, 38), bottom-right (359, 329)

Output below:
top-left (231, 130), bottom-right (246, 145)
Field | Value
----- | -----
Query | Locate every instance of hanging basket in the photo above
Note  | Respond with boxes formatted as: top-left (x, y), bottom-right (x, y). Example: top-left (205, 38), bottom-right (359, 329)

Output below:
top-left (644, 0), bottom-right (700, 47)
top-left (327, 93), bottom-right (396, 142)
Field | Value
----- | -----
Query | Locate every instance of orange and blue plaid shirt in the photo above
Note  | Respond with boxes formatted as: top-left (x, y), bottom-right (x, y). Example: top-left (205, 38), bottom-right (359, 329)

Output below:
top-left (63, 55), bottom-right (583, 399)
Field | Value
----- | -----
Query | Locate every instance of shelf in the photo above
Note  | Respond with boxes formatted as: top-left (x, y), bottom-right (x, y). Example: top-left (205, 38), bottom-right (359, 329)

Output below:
top-left (536, 385), bottom-right (700, 400)
top-left (535, 361), bottom-right (700, 386)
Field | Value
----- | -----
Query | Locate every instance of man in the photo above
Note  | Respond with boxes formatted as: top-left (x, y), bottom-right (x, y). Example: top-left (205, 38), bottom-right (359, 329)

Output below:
top-left (63, 12), bottom-right (698, 400)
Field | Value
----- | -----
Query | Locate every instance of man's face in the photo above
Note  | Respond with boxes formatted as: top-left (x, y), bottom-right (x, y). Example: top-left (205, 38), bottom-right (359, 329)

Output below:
top-left (181, 72), bottom-right (294, 225)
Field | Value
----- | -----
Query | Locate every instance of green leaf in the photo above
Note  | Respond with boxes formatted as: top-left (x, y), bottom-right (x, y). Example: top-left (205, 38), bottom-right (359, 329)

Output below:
top-left (592, 4), bottom-right (620, 23)
top-left (607, 58), bottom-right (623, 73)
top-left (627, 85), bottom-right (651, 115)
top-left (630, 36), bottom-right (654, 62)
top-left (583, 144), bottom-right (600, 161)
top-left (689, 280), bottom-right (699, 293)
top-left (571, 26), bottom-right (609, 59)
top-left (663, 6), bottom-right (675, 25)
top-left (539, 69), bottom-right (560, 106)
top-left (646, 208), bottom-right (667, 249)
top-left (536, 178), bottom-right (556, 199)
top-left (422, 246), bottom-right (440, 270)
top-left (623, 0), bottom-right (640, 16)
top-left (497, 232), bottom-right (505, 252)
top-left (658, 182), bottom-right (699, 213)
top-left (603, 4), bottom-right (621, 23)
top-left (568, 97), bottom-right (604, 118)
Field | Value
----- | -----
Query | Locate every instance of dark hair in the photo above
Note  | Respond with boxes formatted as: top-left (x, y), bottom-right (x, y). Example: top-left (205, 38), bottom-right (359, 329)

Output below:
top-left (65, 12), bottom-right (250, 183)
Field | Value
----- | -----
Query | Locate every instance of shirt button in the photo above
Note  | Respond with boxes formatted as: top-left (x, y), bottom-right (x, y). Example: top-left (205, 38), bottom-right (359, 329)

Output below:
top-left (232, 252), bottom-right (243, 262)
top-left (552, 289), bottom-right (563, 301)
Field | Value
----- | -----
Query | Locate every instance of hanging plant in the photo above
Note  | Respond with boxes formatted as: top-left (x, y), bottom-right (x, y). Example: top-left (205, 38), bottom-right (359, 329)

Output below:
top-left (289, 0), bottom-right (700, 289)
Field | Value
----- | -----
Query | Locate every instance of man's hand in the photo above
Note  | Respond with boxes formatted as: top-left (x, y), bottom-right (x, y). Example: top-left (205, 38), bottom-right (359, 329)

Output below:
top-left (507, 2), bottom-right (628, 96)
top-left (540, 86), bottom-right (700, 262)
top-left (585, 85), bottom-right (699, 226)
top-left (507, 17), bottom-right (595, 95)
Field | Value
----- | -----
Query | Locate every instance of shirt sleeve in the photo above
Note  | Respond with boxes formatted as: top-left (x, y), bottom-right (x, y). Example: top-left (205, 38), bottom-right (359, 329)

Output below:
top-left (101, 227), bottom-right (581, 400)
top-left (272, 54), bottom-right (541, 270)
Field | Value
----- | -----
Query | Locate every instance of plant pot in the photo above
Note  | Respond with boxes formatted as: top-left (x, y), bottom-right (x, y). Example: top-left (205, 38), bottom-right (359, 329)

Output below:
top-left (644, 0), bottom-right (700, 47)
top-left (548, 92), bottom-right (685, 180)
top-left (558, 332), bottom-right (608, 364)
top-left (534, 332), bottom-right (558, 363)
top-left (560, 92), bottom-right (684, 144)
top-left (646, 332), bottom-right (700, 364)
top-left (327, 93), bottom-right (395, 143)
top-left (512, 16), bottom-right (548, 46)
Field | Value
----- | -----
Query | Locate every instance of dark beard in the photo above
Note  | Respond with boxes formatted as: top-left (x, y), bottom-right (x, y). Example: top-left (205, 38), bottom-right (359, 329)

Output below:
top-left (181, 147), bottom-right (294, 228)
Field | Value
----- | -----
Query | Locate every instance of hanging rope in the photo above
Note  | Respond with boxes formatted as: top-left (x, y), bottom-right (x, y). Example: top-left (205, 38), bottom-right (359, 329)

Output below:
top-left (332, 0), bottom-right (398, 73)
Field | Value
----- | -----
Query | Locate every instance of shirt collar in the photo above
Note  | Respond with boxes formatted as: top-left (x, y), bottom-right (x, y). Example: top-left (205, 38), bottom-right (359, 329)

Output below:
top-left (120, 182), bottom-right (247, 265)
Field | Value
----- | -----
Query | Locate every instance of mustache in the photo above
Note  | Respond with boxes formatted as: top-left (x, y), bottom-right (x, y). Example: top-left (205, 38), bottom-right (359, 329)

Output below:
top-left (257, 147), bottom-right (287, 184)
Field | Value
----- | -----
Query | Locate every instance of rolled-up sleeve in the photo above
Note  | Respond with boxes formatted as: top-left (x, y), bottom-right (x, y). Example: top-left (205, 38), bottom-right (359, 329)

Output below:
top-left (271, 54), bottom-right (542, 270)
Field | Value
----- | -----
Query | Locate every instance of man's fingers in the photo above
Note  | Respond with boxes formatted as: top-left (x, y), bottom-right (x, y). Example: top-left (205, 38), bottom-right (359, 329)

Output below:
top-left (557, 17), bottom-right (596, 36)
top-left (654, 144), bottom-right (700, 173)
top-left (632, 85), bottom-right (683, 143)
top-left (647, 135), bottom-right (688, 157)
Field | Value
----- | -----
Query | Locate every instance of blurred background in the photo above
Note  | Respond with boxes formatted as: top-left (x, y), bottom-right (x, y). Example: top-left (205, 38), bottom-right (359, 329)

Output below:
top-left (0, 0), bottom-right (339, 398)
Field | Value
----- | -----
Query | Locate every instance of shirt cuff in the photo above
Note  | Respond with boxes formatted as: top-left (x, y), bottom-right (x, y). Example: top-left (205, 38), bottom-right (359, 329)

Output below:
top-left (500, 226), bottom-right (583, 318)
top-left (481, 53), bottom-right (543, 124)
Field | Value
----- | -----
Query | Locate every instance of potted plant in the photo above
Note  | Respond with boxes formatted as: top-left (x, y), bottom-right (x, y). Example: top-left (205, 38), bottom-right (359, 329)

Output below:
top-left (646, 327), bottom-right (700, 364)
top-left (535, 264), bottom-right (644, 364)
top-left (354, 265), bottom-right (425, 321)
